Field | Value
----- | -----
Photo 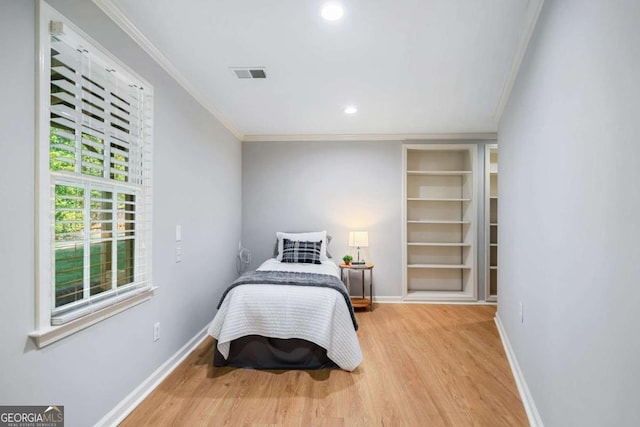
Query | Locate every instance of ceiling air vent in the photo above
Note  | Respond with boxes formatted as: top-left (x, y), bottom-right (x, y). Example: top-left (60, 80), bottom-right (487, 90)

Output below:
top-left (230, 67), bottom-right (267, 79)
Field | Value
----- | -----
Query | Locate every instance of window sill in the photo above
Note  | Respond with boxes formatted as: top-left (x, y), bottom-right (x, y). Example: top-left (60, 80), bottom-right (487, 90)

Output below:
top-left (29, 287), bottom-right (156, 348)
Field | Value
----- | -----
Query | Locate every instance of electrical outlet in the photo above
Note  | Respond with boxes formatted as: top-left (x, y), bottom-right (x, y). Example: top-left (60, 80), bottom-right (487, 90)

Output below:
top-left (519, 302), bottom-right (524, 323)
top-left (153, 322), bottom-right (160, 341)
top-left (176, 247), bottom-right (182, 263)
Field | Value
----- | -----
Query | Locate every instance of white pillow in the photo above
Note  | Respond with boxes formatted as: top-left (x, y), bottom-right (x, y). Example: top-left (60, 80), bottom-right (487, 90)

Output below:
top-left (276, 231), bottom-right (328, 261)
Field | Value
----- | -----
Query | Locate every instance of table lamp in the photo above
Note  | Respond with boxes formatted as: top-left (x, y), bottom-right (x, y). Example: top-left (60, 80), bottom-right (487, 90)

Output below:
top-left (348, 231), bottom-right (369, 265)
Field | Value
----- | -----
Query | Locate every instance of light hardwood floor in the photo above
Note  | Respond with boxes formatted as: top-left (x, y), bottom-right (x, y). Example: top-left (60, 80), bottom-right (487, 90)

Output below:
top-left (121, 304), bottom-right (528, 426)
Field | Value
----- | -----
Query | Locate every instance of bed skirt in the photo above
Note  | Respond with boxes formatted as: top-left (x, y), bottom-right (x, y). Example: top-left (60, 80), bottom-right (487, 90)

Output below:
top-left (213, 335), bottom-right (339, 370)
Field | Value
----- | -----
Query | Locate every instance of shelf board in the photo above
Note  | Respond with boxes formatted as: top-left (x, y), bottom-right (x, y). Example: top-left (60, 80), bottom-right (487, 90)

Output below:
top-left (407, 170), bottom-right (472, 176)
top-left (407, 220), bottom-right (470, 225)
top-left (490, 171), bottom-right (498, 175)
top-left (489, 266), bottom-right (498, 270)
top-left (490, 196), bottom-right (498, 199)
top-left (490, 222), bottom-right (498, 226)
top-left (408, 264), bottom-right (472, 269)
top-left (490, 243), bottom-right (498, 247)
top-left (404, 290), bottom-right (478, 302)
top-left (407, 198), bottom-right (471, 202)
top-left (408, 242), bottom-right (471, 247)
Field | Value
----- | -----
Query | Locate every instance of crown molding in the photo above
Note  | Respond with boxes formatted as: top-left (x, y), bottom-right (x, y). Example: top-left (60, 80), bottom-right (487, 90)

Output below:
top-left (493, 0), bottom-right (544, 126)
top-left (92, 0), bottom-right (244, 141)
top-left (242, 132), bottom-right (497, 142)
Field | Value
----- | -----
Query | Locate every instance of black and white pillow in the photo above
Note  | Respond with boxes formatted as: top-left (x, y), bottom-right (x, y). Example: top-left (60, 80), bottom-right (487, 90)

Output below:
top-left (273, 233), bottom-right (333, 259)
top-left (281, 239), bottom-right (322, 264)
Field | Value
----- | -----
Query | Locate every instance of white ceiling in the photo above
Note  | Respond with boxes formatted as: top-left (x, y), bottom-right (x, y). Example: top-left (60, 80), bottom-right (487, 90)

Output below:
top-left (97, 0), bottom-right (542, 140)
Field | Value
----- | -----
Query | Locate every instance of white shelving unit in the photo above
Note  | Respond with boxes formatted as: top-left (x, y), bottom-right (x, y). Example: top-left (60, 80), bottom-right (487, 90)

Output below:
top-left (485, 145), bottom-right (498, 302)
top-left (403, 144), bottom-right (478, 301)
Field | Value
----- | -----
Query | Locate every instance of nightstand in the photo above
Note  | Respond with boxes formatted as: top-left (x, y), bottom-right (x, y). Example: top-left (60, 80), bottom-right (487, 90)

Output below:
top-left (339, 263), bottom-right (374, 311)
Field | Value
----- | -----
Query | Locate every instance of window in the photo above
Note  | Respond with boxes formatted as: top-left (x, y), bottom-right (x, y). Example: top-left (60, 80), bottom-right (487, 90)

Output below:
top-left (32, 4), bottom-right (153, 346)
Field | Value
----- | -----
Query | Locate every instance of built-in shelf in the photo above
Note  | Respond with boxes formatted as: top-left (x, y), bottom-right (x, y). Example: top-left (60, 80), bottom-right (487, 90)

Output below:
top-left (486, 145), bottom-right (499, 302)
top-left (404, 144), bottom-right (477, 301)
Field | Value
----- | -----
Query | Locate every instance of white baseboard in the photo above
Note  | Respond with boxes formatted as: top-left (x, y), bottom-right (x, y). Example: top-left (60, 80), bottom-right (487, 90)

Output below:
top-left (96, 325), bottom-right (210, 427)
top-left (494, 313), bottom-right (544, 427)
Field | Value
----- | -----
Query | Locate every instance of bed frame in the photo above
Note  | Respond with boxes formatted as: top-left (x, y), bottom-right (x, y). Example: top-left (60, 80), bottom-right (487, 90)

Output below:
top-left (213, 335), bottom-right (338, 370)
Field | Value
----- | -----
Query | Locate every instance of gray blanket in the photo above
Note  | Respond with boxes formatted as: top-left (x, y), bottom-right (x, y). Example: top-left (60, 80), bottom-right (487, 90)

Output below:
top-left (217, 270), bottom-right (358, 330)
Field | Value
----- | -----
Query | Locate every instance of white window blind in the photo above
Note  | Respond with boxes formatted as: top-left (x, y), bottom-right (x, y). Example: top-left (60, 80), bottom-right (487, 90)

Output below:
top-left (45, 19), bottom-right (153, 326)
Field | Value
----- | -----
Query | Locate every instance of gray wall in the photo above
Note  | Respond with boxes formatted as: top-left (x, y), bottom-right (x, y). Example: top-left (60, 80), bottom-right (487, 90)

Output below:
top-left (0, 1), bottom-right (241, 426)
top-left (242, 140), bottom-right (403, 298)
top-left (498, 0), bottom-right (640, 425)
top-left (242, 140), bottom-right (494, 299)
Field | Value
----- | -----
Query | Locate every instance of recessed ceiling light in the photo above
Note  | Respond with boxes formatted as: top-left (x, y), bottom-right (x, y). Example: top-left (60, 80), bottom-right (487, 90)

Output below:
top-left (344, 105), bottom-right (358, 114)
top-left (321, 2), bottom-right (344, 21)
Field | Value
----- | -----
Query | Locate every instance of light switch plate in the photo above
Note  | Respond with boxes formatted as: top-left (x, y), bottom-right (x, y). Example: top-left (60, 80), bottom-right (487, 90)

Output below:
top-left (176, 225), bottom-right (182, 242)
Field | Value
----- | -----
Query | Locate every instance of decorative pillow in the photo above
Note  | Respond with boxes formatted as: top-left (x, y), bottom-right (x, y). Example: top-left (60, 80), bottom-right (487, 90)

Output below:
top-left (273, 234), bottom-right (333, 259)
top-left (281, 239), bottom-right (322, 264)
top-left (275, 231), bottom-right (329, 261)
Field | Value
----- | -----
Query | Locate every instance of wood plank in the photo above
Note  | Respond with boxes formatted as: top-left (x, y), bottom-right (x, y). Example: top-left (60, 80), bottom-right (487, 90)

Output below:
top-left (350, 297), bottom-right (371, 309)
top-left (121, 304), bottom-right (527, 426)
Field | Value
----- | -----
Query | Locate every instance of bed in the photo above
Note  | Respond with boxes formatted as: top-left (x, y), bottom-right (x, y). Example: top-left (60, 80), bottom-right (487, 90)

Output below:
top-left (208, 231), bottom-right (362, 371)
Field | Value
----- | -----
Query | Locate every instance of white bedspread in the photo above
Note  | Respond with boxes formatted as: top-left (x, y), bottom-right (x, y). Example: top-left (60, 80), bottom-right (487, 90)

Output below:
top-left (208, 259), bottom-right (362, 371)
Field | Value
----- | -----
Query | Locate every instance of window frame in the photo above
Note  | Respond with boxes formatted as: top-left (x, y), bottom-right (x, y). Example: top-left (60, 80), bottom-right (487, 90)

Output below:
top-left (31, 1), bottom-right (154, 348)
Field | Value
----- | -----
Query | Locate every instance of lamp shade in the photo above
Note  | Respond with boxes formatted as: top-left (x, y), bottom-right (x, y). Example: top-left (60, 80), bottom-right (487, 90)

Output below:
top-left (348, 231), bottom-right (369, 248)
